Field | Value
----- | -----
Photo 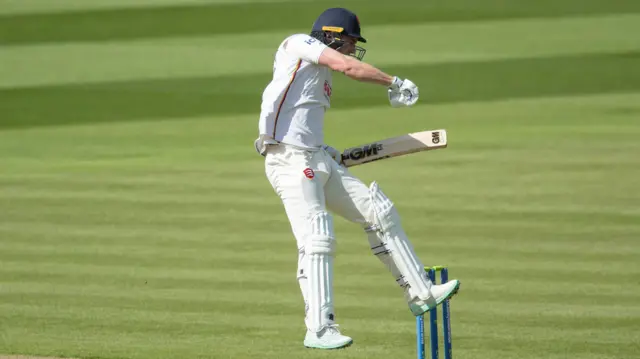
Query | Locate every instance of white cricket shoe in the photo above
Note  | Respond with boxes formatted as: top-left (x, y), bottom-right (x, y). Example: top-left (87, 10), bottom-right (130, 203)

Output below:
top-left (304, 324), bottom-right (353, 349)
top-left (409, 279), bottom-right (460, 316)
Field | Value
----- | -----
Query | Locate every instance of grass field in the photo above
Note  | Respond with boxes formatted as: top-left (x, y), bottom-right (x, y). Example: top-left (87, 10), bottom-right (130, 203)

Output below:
top-left (1, 1), bottom-right (640, 358)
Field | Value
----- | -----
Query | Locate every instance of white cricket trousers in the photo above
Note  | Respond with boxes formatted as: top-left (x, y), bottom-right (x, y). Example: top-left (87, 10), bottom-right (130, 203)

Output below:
top-left (264, 141), bottom-right (433, 335)
top-left (264, 142), bottom-right (377, 331)
top-left (265, 143), bottom-right (374, 244)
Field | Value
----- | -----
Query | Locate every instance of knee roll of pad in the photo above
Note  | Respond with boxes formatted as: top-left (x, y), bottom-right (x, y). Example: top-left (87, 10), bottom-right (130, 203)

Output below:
top-left (307, 211), bottom-right (336, 255)
top-left (369, 181), bottom-right (402, 231)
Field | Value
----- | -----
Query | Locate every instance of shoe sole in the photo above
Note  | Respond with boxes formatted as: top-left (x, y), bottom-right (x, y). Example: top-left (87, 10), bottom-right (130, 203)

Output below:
top-left (304, 340), bottom-right (353, 350)
top-left (411, 280), bottom-right (461, 316)
top-left (436, 280), bottom-right (460, 306)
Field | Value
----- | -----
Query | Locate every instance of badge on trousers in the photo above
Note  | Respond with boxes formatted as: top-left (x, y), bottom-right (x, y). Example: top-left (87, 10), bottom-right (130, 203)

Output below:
top-left (303, 168), bottom-right (315, 179)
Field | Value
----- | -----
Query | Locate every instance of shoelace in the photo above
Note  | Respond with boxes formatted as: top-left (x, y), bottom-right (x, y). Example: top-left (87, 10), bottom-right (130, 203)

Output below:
top-left (324, 324), bottom-right (342, 335)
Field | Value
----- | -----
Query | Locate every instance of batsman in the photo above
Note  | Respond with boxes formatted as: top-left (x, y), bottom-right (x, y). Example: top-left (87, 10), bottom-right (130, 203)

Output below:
top-left (254, 8), bottom-right (460, 349)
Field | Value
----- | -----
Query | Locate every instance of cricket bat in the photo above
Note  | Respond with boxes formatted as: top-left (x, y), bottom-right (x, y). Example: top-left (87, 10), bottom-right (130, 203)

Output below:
top-left (341, 129), bottom-right (447, 167)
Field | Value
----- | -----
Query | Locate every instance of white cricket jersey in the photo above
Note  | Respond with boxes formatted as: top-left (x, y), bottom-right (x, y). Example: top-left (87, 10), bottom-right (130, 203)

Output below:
top-left (255, 34), bottom-right (332, 153)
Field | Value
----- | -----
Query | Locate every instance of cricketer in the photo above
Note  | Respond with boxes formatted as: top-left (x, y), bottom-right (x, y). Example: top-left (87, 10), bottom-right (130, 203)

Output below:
top-left (253, 7), bottom-right (461, 349)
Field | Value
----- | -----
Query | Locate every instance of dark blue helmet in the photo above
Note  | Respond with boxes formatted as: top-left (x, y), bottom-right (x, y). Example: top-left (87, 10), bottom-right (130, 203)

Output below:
top-left (310, 8), bottom-right (367, 60)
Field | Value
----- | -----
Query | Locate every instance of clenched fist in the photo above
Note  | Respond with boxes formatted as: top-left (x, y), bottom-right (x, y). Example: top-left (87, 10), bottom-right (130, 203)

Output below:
top-left (388, 76), bottom-right (419, 107)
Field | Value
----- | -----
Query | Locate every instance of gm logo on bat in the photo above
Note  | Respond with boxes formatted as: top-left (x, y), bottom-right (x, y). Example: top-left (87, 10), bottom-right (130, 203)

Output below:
top-left (342, 143), bottom-right (383, 161)
top-left (432, 131), bottom-right (440, 144)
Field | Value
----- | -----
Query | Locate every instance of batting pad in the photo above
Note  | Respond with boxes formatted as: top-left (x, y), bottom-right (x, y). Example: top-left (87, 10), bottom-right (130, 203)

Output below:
top-left (365, 226), bottom-right (413, 302)
top-left (296, 246), bottom-right (310, 324)
top-left (306, 211), bottom-right (336, 332)
top-left (369, 181), bottom-right (432, 301)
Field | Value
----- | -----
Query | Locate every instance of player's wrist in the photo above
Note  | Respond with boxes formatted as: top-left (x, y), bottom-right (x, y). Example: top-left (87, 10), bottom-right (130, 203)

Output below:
top-left (389, 76), bottom-right (403, 90)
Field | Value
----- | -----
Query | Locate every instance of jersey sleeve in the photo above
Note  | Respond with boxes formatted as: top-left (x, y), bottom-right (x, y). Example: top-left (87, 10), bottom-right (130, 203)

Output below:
top-left (284, 34), bottom-right (328, 65)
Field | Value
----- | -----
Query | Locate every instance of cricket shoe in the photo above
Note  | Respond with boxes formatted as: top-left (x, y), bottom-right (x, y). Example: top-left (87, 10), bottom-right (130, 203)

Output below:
top-left (304, 324), bottom-right (353, 349)
top-left (409, 279), bottom-right (460, 316)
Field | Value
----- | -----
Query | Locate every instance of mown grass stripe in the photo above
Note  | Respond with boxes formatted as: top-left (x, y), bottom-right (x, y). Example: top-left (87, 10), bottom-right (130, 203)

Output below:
top-left (4, 304), bottom-right (634, 359)
top-left (0, 261), bottom-right (293, 281)
top-left (0, 0), bottom-right (303, 15)
top-left (1, 288), bottom-right (638, 325)
top-left (14, 240), bottom-right (640, 262)
top-left (2, 239), bottom-right (637, 267)
top-left (1, 226), bottom-right (637, 255)
top-left (2, 218), bottom-right (635, 242)
top-left (0, 210), bottom-right (636, 236)
top-left (2, 285), bottom-right (638, 322)
top-left (0, 306), bottom-right (309, 342)
top-left (2, 223), bottom-right (638, 261)
top-left (1, 305), bottom-right (632, 344)
top-left (1, 245), bottom-right (635, 274)
top-left (2, 0), bottom-right (640, 45)
top-left (0, 309), bottom-right (634, 359)
top-left (2, 267), bottom-right (638, 302)
top-left (2, 51), bottom-right (639, 129)
top-left (2, 188), bottom-right (639, 217)
top-left (3, 194), bottom-right (638, 222)
top-left (3, 14), bottom-right (639, 89)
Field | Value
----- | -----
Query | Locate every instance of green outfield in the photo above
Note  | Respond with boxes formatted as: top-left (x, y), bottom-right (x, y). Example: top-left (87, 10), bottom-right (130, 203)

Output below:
top-left (1, 1), bottom-right (639, 358)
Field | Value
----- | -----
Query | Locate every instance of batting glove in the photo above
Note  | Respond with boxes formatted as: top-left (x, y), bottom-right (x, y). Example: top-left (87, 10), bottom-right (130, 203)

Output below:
top-left (322, 144), bottom-right (343, 165)
top-left (388, 76), bottom-right (419, 107)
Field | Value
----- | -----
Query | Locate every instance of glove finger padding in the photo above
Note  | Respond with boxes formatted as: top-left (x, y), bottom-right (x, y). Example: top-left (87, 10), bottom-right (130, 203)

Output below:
top-left (388, 88), bottom-right (419, 107)
top-left (388, 89), bottom-right (404, 108)
top-left (400, 79), bottom-right (419, 106)
top-left (388, 78), bottom-right (419, 107)
top-left (402, 87), bottom-right (419, 106)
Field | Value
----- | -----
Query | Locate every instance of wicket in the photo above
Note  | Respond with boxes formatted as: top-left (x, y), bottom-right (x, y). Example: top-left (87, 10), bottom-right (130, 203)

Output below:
top-left (416, 266), bottom-right (453, 359)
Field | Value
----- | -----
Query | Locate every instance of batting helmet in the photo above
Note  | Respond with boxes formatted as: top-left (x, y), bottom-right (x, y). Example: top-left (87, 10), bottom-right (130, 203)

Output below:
top-left (310, 8), bottom-right (367, 60)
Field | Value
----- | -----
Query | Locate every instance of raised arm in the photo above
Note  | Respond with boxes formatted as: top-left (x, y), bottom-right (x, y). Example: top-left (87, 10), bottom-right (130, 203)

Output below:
top-left (286, 34), bottom-right (418, 107)
top-left (318, 46), bottom-right (394, 87)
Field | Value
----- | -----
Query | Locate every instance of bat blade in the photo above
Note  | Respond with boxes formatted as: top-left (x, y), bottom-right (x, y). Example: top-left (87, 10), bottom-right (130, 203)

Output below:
top-left (341, 129), bottom-right (447, 167)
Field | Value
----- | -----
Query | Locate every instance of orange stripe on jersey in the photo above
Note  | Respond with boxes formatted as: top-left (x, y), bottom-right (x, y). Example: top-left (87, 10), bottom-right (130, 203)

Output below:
top-left (272, 59), bottom-right (303, 138)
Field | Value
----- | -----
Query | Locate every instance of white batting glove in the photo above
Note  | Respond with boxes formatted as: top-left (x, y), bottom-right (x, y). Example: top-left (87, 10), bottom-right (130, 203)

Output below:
top-left (388, 76), bottom-right (419, 107)
top-left (322, 144), bottom-right (343, 164)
